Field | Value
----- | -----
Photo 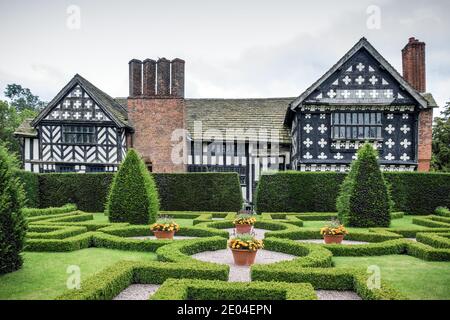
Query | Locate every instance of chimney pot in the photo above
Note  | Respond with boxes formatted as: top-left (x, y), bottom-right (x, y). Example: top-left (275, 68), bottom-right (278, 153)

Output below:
top-left (129, 59), bottom-right (142, 97)
top-left (157, 58), bottom-right (170, 96)
top-left (143, 59), bottom-right (156, 96)
top-left (171, 58), bottom-right (185, 98)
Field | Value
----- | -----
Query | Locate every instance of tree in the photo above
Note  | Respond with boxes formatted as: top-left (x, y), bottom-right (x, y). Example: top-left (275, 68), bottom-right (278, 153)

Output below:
top-left (0, 144), bottom-right (28, 274)
top-left (337, 143), bottom-right (392, 227)
top-left (4, 84), bottom-right (46, 112)
top-left (431, 102), bottom-right (450, 172)
top-left (106, 149), bottom-right (160, 224)
top-left (0, 100), bottom-right (37, 154)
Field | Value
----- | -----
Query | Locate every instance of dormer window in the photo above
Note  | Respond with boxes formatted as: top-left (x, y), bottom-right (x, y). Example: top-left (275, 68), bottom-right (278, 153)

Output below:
top-left (331, 112), bottom-right (382, 140)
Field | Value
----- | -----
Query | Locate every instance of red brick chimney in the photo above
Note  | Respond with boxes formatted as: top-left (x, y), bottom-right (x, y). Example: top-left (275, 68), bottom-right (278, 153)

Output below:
top-left (127, 58), bottom-right (186, 173)
top-left (402, 37), bottom-right (426, 92)
top-left (402, 37), bottom-right (432, 172)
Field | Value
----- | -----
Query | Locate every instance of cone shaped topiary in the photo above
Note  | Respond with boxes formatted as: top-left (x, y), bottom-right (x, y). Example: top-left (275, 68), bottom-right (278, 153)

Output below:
top-left (337, 143), bottom-right (392, 227)
top-left (106, 149), bottom-right (160, 224)
top-left (0, 144), bottom-right (27, 274)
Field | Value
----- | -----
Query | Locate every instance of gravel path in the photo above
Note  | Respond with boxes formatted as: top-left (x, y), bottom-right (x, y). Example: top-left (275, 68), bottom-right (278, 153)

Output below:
top-left (316, 290), bottom-right (362, 300)
top-left (212, 218), bottom-right (225, 220)
top-left (128, 235), bottom-right (197, 240)
top-left (192, 248), bottom-right (296, 282)
top-left (296, 239), bottom-right (369, 245)
top-left (406, 238), bottom-right (417, 242)
top-left (113, 284), bottom-right (160, 300)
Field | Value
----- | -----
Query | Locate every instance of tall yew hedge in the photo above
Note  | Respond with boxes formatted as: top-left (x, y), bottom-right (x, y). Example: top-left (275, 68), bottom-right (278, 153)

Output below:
top-left (106, 149), bottom-right (159, 224)
top-left (0, 145), bottom-right (28, 274)
top-left (336, 143), bottom-right (392, 227)
top-left (255, 170), bottom-right (450, 215)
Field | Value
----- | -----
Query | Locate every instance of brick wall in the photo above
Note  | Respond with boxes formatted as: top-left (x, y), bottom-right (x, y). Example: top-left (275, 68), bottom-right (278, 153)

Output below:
top-left (127, 97), bottom-right (186, 172)
top-left (127, 58), bottom-right (187, 173)
top-left (417, 108), bottom-right (433, 172)
top-left (402, 37), bottom-right (432, 172)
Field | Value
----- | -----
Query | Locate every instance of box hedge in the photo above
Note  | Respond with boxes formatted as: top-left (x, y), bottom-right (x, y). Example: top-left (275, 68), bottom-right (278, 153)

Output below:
top-left (152, 279), bottom-right (317, 300)
top-left (256, 171), bottom-right (450, 214)
top-left (23, 172), bottom-right (242, 213)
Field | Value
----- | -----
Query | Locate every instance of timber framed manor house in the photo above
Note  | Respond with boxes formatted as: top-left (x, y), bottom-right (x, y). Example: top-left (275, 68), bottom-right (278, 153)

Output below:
top-left (15, 37), bottom-right (436, 202)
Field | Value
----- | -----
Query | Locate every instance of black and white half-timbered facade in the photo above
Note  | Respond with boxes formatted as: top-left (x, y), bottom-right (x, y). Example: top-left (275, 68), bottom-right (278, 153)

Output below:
top-left (285, 37), bottom-right (436, 173)
top-left (15, 74), bottom-right (132, 173)
top-left (16, 37), bottom-right (436, 202)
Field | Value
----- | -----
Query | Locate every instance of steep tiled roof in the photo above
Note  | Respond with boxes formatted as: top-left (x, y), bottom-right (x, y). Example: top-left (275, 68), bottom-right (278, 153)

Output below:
top-left (185, 98), bottom-right (293, 144)
top-left (115, 97), bottom-right (293, 143)
top-left (14, 118), bottom-right (37, 137)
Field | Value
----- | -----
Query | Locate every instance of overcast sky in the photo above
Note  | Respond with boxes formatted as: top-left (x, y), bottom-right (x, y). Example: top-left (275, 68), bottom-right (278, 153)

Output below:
top-left (0, 0), bottom-right (448, 115)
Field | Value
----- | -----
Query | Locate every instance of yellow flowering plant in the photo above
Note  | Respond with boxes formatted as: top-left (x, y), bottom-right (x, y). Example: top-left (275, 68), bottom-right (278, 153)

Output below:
top-left (233, 214), bottom-right (257, 225)
top-left (150, 217), bottom-right (180, 232)
top-left (320, 219), bottom-right (349, 236)
top-left (228, 233), bottom-right (264, 251)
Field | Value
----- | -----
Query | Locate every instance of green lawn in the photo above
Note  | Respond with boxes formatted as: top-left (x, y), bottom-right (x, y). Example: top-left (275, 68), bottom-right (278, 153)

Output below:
top-left (333, 255), bottom-right (450, 300)
top-left (0, 248), bottom-right (157, 300)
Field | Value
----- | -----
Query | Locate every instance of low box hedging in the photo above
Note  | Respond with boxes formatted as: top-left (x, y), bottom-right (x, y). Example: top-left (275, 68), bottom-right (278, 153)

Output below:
top-left (98, 224), bottom-right (229, 239)
top-left (390, 212), bottom-right (404, 220)
top-left (57, 260), bottom-right (135, 300)
top-left (265, 228), bottom-right (401, 243)
top-left (416, 232), bottom-right (450, 249)
top-left (251, 267), bottom-right (404, 300)
top-left (258, 238), bottom-right (333, 268)
top-left (370, 227), bottom-right (450, 238)
top-left (405, 241), bottom-right (450, 261)
top-left (25, 232), bottom-right (94, 252)
top-left (435, 206), bottom-right (450, 217)
top-left (151, 279), bottom-right (317, 300)
top-left (255, 171), bottom-right (450, 214)
top-left (57, 260), bottom-right (230, 300)
top-left (156, 236), bottom-right (228, 264)
top-left (22, 204), bottom-right (77, 217)
top-left (26, 225), bottom-right (87, 239)
top-left (322, 239), bottom-right (407, 257)
top-left (412, 216), bottom-right (450, 228)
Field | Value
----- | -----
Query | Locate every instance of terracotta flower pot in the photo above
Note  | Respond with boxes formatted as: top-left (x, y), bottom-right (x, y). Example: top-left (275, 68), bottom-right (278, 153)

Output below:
top-left (235, 224), bottom-right (252, 234)
top-left (323, 234), bottom-right (345, 244)
top-left (231, 249), bottom-right (258, 266)
top-left (153, 230), bottom-right (175, 240)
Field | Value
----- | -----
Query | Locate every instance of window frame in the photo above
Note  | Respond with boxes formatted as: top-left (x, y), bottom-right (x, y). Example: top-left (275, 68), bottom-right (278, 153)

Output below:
top-left (331, 111), bottom-right (382, 141)
top-left (62, 125), bottom-right (96, 145)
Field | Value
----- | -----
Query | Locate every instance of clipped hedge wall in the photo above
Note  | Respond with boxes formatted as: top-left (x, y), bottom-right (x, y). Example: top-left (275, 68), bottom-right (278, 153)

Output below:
top-left (256, 171), bottom-right (450, 214)
top-left (256, 172), bottom-right (345, 213)
top-left (14, 170), bottom-right (39, 208)
top-left (39, 173), bottom-right (113, 212)
top-left (24, 172), bottom-right (242, 212)
top-left (155, 173), bottom-right (242, 212)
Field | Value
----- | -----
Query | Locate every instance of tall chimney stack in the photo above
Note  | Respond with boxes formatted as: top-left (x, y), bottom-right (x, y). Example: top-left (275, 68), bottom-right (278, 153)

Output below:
top-left (171, 58), bottom-right (185, 98)
top-left (157, 58), bottom-right (171, 96)
top-left (402, 37), bottom-right (426, 92)
top-left (129, 59), bottom-right (142, 97)
top-left (143, 59), bottom-right (156, 96)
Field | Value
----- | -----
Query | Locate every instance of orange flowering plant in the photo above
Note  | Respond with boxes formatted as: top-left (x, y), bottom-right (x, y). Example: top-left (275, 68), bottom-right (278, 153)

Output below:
top-left (233, 214), bottom-right (256, 225)
top-left (320, 219), bottom-right (349, 236)
top-left (150, 217), bottom-right (180, 232)
top-left (228, 233), bottom-right (263, 251)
